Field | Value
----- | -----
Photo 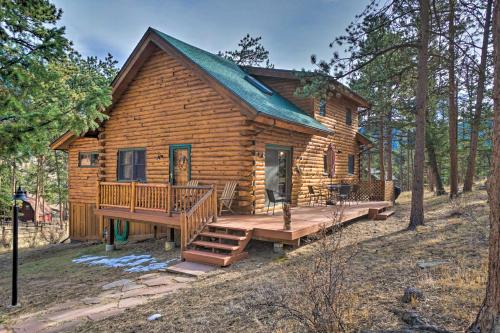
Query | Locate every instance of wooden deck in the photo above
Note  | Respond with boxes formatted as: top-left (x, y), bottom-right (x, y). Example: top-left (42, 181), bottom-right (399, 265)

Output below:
top-left (211, 201), bottom-right (392, 244)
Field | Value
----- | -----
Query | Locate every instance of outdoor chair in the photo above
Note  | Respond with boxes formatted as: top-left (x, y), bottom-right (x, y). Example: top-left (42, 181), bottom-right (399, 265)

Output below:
top-left (306, 185), bottom-right (325, 206)
top-left (176, 180), bottom-right (199, 211)
top-left (219, 181), bottom-right (238, 215)
top-left (266, 189), bottom-right (287, 215)
top-left (337, 184), bottom-right (351, 206)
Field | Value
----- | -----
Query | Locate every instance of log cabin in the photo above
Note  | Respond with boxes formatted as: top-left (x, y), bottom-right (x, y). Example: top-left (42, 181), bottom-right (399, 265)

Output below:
top-left (51, 28), bottom-right (394, 266)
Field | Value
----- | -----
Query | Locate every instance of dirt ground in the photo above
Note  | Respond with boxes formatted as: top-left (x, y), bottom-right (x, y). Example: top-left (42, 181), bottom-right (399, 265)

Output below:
top-left (0, 187), bottom-right (490, 332)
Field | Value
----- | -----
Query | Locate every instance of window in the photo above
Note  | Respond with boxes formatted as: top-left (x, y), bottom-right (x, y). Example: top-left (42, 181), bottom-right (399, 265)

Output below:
top-left (345, 108), bottom-right (352, 125)
top-left (78, 152), bottom-right (98, 167)
top-left (244, 75), bottom-right (273, 95)
top-left (319, 98), bottom-right (326, 116)
top-left (117, 149), bottom-right (146, 181)
top-left (348, 154), bottom-right (355, 175)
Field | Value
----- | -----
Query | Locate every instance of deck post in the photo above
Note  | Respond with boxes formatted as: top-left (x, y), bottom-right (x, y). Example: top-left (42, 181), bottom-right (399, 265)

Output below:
top-left (106, 218), bottom-right (115, 251)
top-left (130, 182), bottom-right (136, 212)
top-left (179, 212), bottom-right (186, 259)
top-left (96, 181), bottom-right (100, 209)
top-left (212, 184), bottom-right (217, 222)
top-left (167, 183), bottom-right (172, 216)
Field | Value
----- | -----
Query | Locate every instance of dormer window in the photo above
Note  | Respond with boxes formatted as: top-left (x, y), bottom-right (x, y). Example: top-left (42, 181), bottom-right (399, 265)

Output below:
top-left (319, 98), bottom-right (326, 116)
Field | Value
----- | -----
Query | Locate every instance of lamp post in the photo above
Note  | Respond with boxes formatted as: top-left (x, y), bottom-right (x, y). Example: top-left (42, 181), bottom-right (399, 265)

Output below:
top-left (12, 186), bottom-right (27, 307)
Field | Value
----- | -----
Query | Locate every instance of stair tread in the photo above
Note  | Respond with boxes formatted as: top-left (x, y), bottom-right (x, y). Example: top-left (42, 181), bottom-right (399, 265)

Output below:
top-left (192, 240), bottom-right (239, 251)
top-left (377, 210), bottom-right (395, 216)
top-left (183, 249), bottom-right (232, 259)
top-left (209, 225), bottom-right (250, 232)
top-left (199, 232), bottom-right (246, 241)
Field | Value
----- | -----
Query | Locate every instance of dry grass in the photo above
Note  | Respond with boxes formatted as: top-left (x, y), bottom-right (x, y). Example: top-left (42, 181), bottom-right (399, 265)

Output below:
top-left (0, 239), bottom-right (181, 325)
top-left (0, 187), bottom-right (490, 332)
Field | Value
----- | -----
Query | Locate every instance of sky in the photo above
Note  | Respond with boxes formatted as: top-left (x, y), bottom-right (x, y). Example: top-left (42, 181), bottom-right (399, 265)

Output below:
top-left (52, 0), bottom-right (371, 70)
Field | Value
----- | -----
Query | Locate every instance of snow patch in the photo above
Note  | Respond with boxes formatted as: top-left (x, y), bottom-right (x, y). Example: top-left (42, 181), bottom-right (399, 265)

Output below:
top-left (72, 254), bottom-right (178, 273)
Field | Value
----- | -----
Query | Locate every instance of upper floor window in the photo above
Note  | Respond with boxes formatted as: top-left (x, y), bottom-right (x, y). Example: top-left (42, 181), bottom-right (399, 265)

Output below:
top-left (117, 149), bottom-right (146, 182)
top-left (319, 98), bottom-right (326, 116)
top-left (348, 154), bottom-right (355, 175)
top-left (78, 152), bottom-right (98, 168)
top-left (346, 108), bottom-right (352, 125)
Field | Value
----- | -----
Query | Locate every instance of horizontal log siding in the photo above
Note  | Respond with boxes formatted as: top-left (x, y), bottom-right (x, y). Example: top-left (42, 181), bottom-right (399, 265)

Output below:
top-left (103, 50), bottom-right (252, 213)
top-left (251, 77), bottom-right (361, 212)
top-left (68, 138), bottom-right (98, 203)
top-left (67, 138), bottom-right (99, 240)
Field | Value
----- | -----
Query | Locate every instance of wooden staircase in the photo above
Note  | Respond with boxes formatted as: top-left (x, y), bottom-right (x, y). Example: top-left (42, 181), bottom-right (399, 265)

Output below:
top-left (368, 206), bottom-right (395, 220)
top-left (182, 225), bottom-right (253, 267)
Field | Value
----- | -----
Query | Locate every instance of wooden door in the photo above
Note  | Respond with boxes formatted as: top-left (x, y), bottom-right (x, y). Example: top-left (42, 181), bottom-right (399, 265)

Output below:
top-left (169, 144), bottom-right (191, 184)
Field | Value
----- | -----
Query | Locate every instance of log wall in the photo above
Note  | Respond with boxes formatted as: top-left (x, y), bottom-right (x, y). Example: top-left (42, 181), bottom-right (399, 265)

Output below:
top-left (102, 49), bottom-right (253, 214)
top-left (251, 76), bottom-right (361, 212)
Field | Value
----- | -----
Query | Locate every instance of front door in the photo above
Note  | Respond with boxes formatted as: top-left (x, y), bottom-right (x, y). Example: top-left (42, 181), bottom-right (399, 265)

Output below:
top-left (265, 145), bottom-right (292, 202)
top-left (169, 144), bottom-right (191, 185)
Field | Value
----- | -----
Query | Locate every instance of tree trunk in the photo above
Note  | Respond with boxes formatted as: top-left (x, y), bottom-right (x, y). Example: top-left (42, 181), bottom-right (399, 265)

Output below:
top-left (409, 0), bottom-right (430, 230)
top-left (427, 166), bottom-right (435, 192)
top-left (448, 0), bottom-right (459, 198)
top-left (379, 112), bottom-right (385, 181)
top-left (34, 156), bottom-right (43, 224)
top-left (426, 127), bottom-right (446, 195)
top-left (11, 159), bottom-right (16, 195)
top-left (464, 0), bottom-right (494, 192)
top-left (469, 1), bottom-right (500, 331)
top-left (385, 110), bottom-right (393, 181)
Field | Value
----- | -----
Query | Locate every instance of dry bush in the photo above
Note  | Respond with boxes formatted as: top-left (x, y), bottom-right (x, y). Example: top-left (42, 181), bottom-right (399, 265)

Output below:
top-left (40, 223), bottom-right (67, 244)
top-left (248, 204), bottom-right (358, 333)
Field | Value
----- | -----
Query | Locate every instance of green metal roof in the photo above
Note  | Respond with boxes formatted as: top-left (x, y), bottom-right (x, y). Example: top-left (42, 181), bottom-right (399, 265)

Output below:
top-left (151, 28), bottom-right (332, 134)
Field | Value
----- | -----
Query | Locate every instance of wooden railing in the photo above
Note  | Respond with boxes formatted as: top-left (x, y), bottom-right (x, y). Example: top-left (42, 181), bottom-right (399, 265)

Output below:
top-left (96, 181), bottom-right (214, 215)
top-left (180, 184), bottom-right (218, 253)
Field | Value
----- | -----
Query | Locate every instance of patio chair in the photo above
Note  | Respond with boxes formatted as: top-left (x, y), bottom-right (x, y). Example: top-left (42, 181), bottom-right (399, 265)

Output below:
top-left (266, 189), bottom-right (287, 215)
top-left (306, 185), bottom-right (325, 206)
top-left (219, 181), bottom-right (238, 215)
top-left (337, 185), bottom-right (351, 206)
top-left (176, 180), bottom-right (199, 211)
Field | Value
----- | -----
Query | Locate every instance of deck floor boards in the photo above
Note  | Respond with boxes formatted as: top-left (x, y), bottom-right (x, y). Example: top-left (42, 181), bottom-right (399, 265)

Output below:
top-left (212, 201), bottom-right (392, 241)
top-left (95, 201), bottom-right (392, 243)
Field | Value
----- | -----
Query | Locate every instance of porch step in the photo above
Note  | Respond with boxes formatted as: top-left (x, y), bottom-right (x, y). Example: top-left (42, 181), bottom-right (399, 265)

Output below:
top-left (368, 206), bottom-right (387, 219)
top-left (199, 231), bottom-right (246, 241)
top-left (192, 240), bottom-right (239, 252)
top-left (183, 225), bottom-right (253, 267)
top-left (374, 210), bottom-right (395, 220)
top-left (182, 249), bottom-right (248, 267)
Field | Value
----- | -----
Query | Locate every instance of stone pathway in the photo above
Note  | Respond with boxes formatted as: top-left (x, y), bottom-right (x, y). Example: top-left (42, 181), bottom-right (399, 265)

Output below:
top-left (3, 273), bottom-right (197, 333)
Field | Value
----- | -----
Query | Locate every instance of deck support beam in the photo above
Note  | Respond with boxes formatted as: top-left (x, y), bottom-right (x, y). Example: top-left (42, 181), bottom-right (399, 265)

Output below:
top-left (106, 218), bottom-right (115, 251)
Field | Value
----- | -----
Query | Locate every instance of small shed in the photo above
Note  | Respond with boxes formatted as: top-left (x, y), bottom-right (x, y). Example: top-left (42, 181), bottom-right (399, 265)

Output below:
top-left (20, 195), bottom-right (55, 223)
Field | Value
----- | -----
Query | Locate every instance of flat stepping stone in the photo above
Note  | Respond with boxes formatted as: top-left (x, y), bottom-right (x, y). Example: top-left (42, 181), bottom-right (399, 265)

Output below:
top-left (173, 276), bottom-right (197, 283)
top-left (101, 279), bottom-right (133, 290)
top-left (37, 319), bottom-right (85, 333)
top-left (87, 308), bottom-right (125, 322)
top-left (122, 282), bottom-right (145, 292)
top-left (12, 318), bottom-right (50, 333)
top-left (138, 273), bottom-right (160, 280)
top-left (142, 275), bottom-right (172, 287)
top-left (122, 283), bottom-right (187, 299)
top-left (166, 261), bottom-right (216, 276)
top-left (118, 297), bottom-right (149, 309)
top-left (47, 302), bottom-right (118, 322)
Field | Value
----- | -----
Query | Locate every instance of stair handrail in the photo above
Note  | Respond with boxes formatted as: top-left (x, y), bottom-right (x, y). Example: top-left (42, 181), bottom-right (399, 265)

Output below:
top-left (180, 184), bottom-right (218, 253)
